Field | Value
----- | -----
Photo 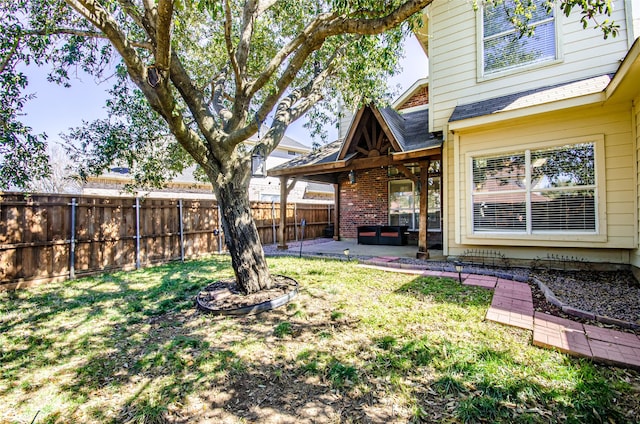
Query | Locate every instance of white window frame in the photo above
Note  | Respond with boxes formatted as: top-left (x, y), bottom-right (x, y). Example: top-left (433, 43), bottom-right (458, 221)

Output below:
top-left (476, 0), bottom-right (563, 80)
top-left (464, 135), bottom-right (607, 244)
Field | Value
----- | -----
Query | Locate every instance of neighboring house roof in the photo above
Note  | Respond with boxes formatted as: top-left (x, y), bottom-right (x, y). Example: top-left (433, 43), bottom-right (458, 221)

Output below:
top-left (88, 134), bottom-right (313, 190)
top-left (305, 182), bottom-right (334, 194)
top-left (279, 135), bottom-right (309, 151)
top-left (449, 73), bottom-right (613, 123)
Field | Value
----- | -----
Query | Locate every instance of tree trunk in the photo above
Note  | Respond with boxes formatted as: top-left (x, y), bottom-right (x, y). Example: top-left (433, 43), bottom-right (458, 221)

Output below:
top-left (216, 176), bottom-right (273, 294)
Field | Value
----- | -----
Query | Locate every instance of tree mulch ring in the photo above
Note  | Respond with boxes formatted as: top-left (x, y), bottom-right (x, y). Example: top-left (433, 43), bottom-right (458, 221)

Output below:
top-left (195, 274), bottom-right (298, 315)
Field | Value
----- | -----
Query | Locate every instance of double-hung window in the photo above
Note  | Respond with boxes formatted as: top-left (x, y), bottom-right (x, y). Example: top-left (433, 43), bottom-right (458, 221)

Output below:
top-left (471, 142), bottom-right (597, 234)
top-left (482, 0), bottom-right (557, 75)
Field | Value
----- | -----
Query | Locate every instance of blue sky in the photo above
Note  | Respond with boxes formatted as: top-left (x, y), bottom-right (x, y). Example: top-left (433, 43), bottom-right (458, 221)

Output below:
top-left (21, 35), bottom-right (427, 147)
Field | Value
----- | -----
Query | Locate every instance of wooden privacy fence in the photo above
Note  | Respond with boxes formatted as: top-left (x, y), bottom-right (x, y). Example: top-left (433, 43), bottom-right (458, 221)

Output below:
top-left (0, 193), bottom-right (334, 290)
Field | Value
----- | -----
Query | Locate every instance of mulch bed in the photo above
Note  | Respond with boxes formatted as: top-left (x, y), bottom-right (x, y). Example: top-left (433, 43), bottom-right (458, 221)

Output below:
top-left (196, 274), bottom-right (298, 312)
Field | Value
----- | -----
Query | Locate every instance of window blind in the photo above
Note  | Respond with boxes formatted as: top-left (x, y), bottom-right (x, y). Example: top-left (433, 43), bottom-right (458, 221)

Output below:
top-left (472, 143), bottom-right (596, 234)
top-left (483, 0), bottom-right (556, 73)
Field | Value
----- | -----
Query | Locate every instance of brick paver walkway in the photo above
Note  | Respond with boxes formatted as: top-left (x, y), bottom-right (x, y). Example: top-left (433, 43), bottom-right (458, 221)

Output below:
top-left (465, 274), bottom-right (640, 370)
top-left (359, 262), bottom-right (640, 370)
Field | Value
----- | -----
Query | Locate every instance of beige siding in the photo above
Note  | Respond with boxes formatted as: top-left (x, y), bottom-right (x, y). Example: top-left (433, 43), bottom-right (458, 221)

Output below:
top-left (445, 102), bottom-right (636, 264)
top-left (429, 0), bottom-right (631, 132)
top-left (632, 95), bottom-right (640, 268)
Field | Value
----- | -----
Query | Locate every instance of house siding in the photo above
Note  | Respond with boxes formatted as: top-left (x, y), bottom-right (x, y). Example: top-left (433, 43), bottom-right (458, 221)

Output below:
top-left (428, 0), bottom-right (631, 133)
top-left (446, 102), bottom-right (635, 264)
top-left (632, 95), bottom-right (640, 269)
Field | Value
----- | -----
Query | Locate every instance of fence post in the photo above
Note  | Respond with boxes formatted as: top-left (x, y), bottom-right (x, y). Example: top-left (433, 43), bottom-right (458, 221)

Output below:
top-left (69, 198), bottom-right (77, 279)
top-left (178, 199), bottom-right (185, 262)
top-left (294, 203), bottom-right (298, 241)
top-left (271, 200), bottom-right (276, 245)
top-left (135, 197), bottom-right (141, 269)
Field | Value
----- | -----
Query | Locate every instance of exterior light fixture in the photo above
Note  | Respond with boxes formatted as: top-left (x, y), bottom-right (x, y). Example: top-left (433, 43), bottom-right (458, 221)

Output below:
top-left (454, 261), bottom-right (463, 283)
top-left (343, 248), bottom-right (350, 261)
top-left (349, 170), bottom-right (356, 184)
top-left (251, 145), bottom-right (267, 178)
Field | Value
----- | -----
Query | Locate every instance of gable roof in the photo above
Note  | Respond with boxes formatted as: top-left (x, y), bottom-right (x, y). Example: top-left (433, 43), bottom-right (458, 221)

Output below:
top-left (449, 74), bottom-right (613, 123)
top-left (269, 105), bottom-right (441, 182)
top-left (392, 77), bottom-right (429, 110)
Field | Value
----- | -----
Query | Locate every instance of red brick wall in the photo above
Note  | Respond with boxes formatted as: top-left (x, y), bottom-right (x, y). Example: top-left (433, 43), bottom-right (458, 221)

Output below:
top-left (339, 168), bottom-right (389, 239)
top-left (397, 86), bottom-right (429, 110)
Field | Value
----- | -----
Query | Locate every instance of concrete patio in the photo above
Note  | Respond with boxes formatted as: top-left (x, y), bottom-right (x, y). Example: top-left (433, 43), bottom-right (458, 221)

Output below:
top-left (266, 238), bottom-right (445, 260)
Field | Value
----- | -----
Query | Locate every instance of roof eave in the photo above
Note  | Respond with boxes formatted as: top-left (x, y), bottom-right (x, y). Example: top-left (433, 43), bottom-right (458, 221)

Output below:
top-left (392, 77), bottom-right (429, 109)
top-left (449, 92), bottom-right (606, 132)
top-left (605, 38), bottom-right (640, 101)
top-left (267, 158), bottom-right (351, 178)
top-left (391, 143), bottom-right (442, 161)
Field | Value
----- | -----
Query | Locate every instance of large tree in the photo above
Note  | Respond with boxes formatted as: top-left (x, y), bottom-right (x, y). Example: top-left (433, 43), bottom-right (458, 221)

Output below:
top-left (1, 0), bottom-right (617, 293)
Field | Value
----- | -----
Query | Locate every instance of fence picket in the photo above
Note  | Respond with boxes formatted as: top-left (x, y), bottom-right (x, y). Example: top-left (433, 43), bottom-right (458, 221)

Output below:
top-left (0, 193), bottom-right (333, 289)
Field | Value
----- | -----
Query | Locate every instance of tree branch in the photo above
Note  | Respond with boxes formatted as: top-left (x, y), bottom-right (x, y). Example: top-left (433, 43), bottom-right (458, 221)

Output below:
top-left (223, 0), bottom-right (242, 91)
top-left (247, 0), bottom-right (432, 105)
top-left (65, 0), bottom-right (211, 172)
top-left (236, 0), bottom-right (258, 75)
top-left (245, 12), bottom-right (335, 101)
top-left (169, 51), bottom-right (228, 158)
top-left (155, 0), bottom-right (173, 73)
top-left (65, 0), bottom-right (146, 77)
top-left (23, 28), bottom-right (152, 49)
top-left (260, 50), bottom-right (341, 155)
top-left (116, 0), bottom-right (145, 29)
top-left (0, 38), bottom-right (20, 74)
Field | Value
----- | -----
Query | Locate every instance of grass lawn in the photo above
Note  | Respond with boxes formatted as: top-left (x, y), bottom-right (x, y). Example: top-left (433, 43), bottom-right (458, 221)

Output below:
top-left (1, 256), bottom-right (639, 423)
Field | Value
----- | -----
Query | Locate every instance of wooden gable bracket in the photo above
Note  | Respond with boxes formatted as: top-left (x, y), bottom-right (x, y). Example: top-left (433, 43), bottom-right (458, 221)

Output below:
top-left (285, 177), bottom-right (297, 195)
top-left (395, 163), bottom-right (418, 183)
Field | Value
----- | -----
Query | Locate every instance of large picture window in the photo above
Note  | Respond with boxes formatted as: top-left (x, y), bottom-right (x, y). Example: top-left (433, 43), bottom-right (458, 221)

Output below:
top-left (471, 142), bottom-right (596, 234)
top-left (482, 0), bottom-right (556, 74)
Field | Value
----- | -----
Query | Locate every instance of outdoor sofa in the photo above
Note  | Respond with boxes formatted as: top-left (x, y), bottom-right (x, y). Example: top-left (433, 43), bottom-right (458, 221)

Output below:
top-left (357, 225), bottom-right (408, 246)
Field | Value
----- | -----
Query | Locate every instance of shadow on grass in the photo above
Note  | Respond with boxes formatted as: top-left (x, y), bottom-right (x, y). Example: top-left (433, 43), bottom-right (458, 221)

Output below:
top-left (395, 275), bottom-right (493, 308)
top-left (1, 256), bottom-right (638, 423)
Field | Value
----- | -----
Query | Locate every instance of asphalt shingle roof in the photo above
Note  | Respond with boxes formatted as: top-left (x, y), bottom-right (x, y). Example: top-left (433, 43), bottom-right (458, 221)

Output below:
top-left (377, 107), bottom-right (440, 151)
top-left (450, 74), bottom-right (612, 122)
top-left (270, 105), bottom-right (441, 173)
top-left (269, 140), bottom-right (343, 172)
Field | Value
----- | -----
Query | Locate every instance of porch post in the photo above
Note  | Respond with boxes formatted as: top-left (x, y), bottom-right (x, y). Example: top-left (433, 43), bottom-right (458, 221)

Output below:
top-left (278, 176), bottom-right (289, 250)
top-left (333, 183), bottom-right (340, 240)
top-left (417, 160), bottom-right (430, 259)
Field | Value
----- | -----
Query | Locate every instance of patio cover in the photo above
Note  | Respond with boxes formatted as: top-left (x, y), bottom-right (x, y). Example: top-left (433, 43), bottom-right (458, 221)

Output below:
top-left (268, 105), bottom-right (442, 183)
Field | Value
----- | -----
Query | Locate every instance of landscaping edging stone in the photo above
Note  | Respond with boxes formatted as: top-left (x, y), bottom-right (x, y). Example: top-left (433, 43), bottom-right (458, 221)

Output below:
top-left (196, 275), bottom-right (299, 316)
top-left (532, 277), bottom-right (640, 330)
